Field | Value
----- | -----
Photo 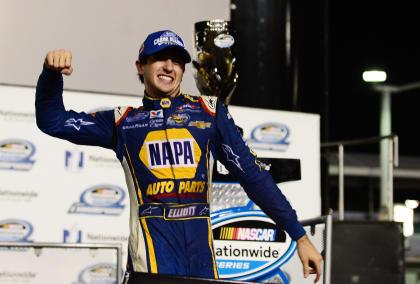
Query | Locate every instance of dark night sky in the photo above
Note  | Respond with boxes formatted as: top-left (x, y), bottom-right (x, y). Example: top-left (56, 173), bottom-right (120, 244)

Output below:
top-left (329, 2), bottom-right (420, 156)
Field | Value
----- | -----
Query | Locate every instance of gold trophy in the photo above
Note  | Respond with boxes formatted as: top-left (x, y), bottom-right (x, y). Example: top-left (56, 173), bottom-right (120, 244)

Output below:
top-left (193, 20), bottom-right (238, 106)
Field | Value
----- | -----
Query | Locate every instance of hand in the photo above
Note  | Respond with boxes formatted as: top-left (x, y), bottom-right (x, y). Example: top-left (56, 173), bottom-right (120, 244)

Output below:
top-left (44, 50), bottom-right (73, 76)
top-left (296, 234), bottom-right (323, 283)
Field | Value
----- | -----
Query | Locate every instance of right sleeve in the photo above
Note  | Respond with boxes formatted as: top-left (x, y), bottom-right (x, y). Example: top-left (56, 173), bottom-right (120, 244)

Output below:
top-left (35, 66), bottom-right (115, 149)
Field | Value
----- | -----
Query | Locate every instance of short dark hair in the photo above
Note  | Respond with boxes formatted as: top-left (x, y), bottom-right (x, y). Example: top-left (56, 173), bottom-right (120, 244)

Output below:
top-left (138, 56), bottom-right (148, 84)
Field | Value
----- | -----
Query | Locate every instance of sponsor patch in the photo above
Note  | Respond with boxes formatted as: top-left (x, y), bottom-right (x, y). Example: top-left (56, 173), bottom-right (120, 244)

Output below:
top-left (150, 118), bottom-right (164, 128)
top-left (150, 109), bottom-right (163, 119)
top-left (138, 203), bottom-right (209, 219)
top-left (145, 180), bottom-right (206, 198)
top-left (64, 118), bottom-right (95, 131)
top-left (189, 121), bottom-right (212, 129)
top-left (160, 98), bottom-right (171, 108)
top-left (218, 227), bottom-right (277, 242)
top-left (126, 111), bottom-right (149, 122)
top-left (199, 96), bottom-right (217, 116)
top-left (139, 129), bottom-right (201, 179)
top-left (122, 123), bottom-right (148, 130)
top-left (176, 103), bottom-right (201, 113)
top-left (154, 31), bottom-right (184, 47)
top-left (167, 113), bottom-right (190, 126)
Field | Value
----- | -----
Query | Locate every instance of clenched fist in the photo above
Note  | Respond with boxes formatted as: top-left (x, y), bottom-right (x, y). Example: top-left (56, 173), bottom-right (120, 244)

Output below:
top-left (44, 50), bottom-right (73, 76)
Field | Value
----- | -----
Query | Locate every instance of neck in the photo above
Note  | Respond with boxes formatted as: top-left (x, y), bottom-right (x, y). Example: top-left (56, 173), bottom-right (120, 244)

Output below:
top-left (145, 88), bottom-right (181, 99)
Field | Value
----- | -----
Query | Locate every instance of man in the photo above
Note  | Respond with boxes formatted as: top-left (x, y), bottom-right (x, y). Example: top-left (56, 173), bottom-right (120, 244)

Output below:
top-left (36, 30), bottom-right (322, 283)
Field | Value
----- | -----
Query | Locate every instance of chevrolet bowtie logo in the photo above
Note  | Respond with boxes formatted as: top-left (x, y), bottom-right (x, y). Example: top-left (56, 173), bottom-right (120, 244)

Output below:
top-left (64, 118), bottom-right (95, 131)
top-left (188, 121), bottom-right (211, 129)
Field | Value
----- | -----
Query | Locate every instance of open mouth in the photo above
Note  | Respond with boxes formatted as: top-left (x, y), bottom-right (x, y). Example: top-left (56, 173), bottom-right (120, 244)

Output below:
top-left (158, 74), bottom-right (174, 82)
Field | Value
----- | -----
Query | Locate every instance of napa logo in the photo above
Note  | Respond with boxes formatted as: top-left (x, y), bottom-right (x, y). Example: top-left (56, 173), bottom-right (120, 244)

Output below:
top-left (0, 139), bottom-right (36, 171)
top-left (140, 129), bottom-right (201, 179)
top-left (211, 201), bottom-right (295, 283)
top-left (68, 184), bottom-right (126, 215)
top-left (77, 263), bottom-right (117, 284)
top-left (0, 219), bottom-right (33, 242)
top-left (246, 123), bottom-right (290, 152)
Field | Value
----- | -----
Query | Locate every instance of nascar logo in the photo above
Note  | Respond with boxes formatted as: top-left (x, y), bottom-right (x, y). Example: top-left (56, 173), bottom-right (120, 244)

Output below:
top-left (140, 129), bottom-right (201, 179)
top-left (219, 227), bottom-right (276, 242)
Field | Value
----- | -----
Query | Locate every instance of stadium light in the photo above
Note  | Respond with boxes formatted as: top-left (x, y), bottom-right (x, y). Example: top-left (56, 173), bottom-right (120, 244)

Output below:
top-left (362, 70), bottom-right (387, 83)
top-left (364, 69), bottom-right (420, 220)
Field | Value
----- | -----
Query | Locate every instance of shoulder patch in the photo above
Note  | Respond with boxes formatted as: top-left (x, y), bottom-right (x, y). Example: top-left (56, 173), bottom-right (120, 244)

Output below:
top-left (114, 106), bottom-right (132, 126)
top-left (184, 94), bottom-right (199, 103)
top-left (198, 96), bottom-right (217, 117)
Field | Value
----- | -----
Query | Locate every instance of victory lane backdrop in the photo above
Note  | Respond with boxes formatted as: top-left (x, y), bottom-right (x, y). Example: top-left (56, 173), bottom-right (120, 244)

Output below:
top-left (0, 85), bottom-right (320, 282)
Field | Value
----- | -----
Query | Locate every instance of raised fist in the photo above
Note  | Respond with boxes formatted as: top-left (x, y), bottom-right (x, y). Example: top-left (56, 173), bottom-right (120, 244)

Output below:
top-left (44, 50), bottom-right (73, 76)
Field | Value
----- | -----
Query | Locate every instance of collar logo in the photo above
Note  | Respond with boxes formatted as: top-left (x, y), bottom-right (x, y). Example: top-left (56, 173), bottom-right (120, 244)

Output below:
top-left (160, 98), bottom-right (171, 108)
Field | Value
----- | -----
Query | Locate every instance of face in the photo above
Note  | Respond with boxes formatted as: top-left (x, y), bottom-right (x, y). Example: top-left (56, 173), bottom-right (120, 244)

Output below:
top-left (136, 50), bottom-right (185, 99)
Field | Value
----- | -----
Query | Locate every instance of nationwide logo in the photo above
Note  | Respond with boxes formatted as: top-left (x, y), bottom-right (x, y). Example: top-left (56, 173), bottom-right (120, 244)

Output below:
top-left (150, 109), bottom-right (163, 119)
top-left (246, 123), bottom-right (291, 152)
top-left (0, 109), bottom-right (35, 122)
top-left (189, 121), bottom-right (211, 129)
top-left (0, 219), bottom-right (33, 242)
top-left (0, 188), bottom-right (39, 202)
top-left (0, 139), bottom-right (36, 171)
top-left (68, 184), bottom-right (126, 215)
top-left (140, 129), bottom-right (201, 179)
top-left (214, 34), bottom-right (235, 48)
top-left (211, 201), bottom-right (295, 282)
top-left (77, 263), bottom-right (117, 284)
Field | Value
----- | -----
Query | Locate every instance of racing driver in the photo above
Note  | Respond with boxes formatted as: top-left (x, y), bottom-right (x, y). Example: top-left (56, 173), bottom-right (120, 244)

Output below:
top-left (35, 30), bottom-right (322, 283)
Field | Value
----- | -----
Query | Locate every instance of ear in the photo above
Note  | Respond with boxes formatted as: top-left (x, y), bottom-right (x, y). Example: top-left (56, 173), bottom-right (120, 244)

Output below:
top-left (136, 60), bottom-right (144, 75)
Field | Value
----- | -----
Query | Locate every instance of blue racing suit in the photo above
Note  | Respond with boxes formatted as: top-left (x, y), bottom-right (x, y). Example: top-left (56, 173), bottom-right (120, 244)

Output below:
top-left (35, 67), bottom-right (306, 279)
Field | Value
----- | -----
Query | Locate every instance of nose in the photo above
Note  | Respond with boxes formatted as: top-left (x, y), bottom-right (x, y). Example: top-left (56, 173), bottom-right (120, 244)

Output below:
top-left (162, 58), bottom-right (174, 72)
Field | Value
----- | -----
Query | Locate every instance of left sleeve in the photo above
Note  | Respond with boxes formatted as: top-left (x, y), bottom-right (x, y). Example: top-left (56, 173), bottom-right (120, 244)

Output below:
top-left (213, 100), bottom-right (306, 240)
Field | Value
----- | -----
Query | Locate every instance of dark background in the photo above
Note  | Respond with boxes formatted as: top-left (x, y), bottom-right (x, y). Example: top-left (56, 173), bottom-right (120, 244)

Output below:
top-left (230, 0), bottom-right (420, 215)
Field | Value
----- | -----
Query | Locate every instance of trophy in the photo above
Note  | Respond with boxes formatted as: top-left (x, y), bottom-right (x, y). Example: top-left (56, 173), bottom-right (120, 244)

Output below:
top-left (193, 20), bottom-right (238, 106)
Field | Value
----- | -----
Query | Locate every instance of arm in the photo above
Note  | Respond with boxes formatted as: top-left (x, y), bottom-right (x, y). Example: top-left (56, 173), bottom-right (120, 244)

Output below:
top-left (214, 100), bottom-right (322, 281)
top-left (35, 50), bottom-right (115, 149)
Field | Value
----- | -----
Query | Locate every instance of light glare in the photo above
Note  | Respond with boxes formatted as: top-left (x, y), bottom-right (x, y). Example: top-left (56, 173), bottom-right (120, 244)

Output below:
top-left (405, 199), bottom-right (419, 209)
top-left (394, 204), bottom-right (414, 237)
top-left (363, 70), bottom-right (387, 82)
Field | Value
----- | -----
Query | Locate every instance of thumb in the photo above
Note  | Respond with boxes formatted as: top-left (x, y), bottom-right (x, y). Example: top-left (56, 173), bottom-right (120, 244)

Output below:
top-left (61, 66), bottom-right (73, 76)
